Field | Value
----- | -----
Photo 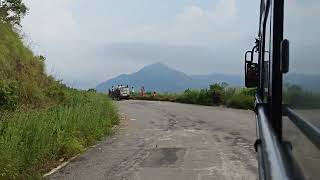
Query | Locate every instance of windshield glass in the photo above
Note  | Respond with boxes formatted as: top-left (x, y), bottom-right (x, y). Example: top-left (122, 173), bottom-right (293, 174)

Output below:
top-left (283, 1), bottom-right (320, 179)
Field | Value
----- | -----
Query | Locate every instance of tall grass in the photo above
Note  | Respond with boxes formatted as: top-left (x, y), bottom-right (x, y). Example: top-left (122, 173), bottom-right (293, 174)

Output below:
top-left (0, 90), bottom-right (119, 179)
top-left (0, 16), bottom-right (120, 179)
top-left (225, 93), bottom-right (255, 110)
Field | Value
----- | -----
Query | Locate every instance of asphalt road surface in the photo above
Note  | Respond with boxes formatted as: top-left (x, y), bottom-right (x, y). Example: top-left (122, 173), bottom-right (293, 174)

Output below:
top-left (49, 100), bottom-right (257, 180)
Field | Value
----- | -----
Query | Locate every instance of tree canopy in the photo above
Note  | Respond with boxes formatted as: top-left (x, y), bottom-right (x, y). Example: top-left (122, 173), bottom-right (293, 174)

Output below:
top-left (0, 0), bottom-right (28, 25)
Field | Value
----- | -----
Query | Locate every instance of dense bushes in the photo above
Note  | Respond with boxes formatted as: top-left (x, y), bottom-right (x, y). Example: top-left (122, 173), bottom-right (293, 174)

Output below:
top-left (176, 83), bottom-right (255, 109)
top-left (226, 93), bottom-right (255, 110)
top-left (131, 83), bottom-right (256, 110)
top-left (0, 80), bottom-right (18, 110)
top-left (0, 91), bottom-right (119, 179)
top-left (225, 87), bottom-right (255, 110)
top-left (177, 89), bottom-right (203, 104)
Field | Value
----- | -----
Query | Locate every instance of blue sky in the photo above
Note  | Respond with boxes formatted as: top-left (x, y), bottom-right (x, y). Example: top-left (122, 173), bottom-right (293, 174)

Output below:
top-left (21, 0), bottom-right (319, 89)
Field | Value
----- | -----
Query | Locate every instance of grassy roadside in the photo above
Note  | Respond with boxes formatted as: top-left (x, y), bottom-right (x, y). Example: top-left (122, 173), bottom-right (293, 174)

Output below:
top-left (130, 84), bottom-right (255, 110)
top-left (0, 20), bottom-right (120, 179)
top-left (0, 90), bottom-right (119, 179)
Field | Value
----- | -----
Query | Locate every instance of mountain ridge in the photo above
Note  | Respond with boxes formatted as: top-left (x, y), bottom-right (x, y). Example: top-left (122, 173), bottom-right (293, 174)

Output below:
top-left (96, 63), bottom-right (320, 92)
top-left (96, 63), bottom-right (243, 92)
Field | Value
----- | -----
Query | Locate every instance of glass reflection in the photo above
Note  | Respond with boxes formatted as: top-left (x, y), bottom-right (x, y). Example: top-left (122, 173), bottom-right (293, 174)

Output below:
top-left (283, 0), bottom-right (320, 126)
top-left (283, 1), bottom-right (320, 179)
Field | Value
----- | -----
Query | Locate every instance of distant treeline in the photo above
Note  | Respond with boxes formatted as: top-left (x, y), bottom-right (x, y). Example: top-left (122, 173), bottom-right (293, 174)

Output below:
top-left (131, 83), bottom-right (320, 110)
top-left (131, 83), bottom-right (256, 110)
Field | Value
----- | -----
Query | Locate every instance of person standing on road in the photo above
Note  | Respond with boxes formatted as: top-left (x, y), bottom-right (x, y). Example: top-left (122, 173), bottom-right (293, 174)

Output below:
top-left (141, 86), bottom-right (145, 97)
top-left (131, 87), bottom-right (135, 94)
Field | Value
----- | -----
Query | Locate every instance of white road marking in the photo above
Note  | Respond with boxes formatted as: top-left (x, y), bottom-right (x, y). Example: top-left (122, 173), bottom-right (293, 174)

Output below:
top-left (43, 154), bottom-right (80, 178)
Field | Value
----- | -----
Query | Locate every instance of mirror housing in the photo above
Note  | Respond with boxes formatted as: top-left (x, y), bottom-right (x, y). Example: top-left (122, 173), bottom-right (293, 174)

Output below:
top-left (245, 62), bottom-right (259, 87)
top-left (245, 48), bottom-right (259, 88)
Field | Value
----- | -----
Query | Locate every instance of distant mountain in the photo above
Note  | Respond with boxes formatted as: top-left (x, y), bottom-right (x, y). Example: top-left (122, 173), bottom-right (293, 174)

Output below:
top-left (96, 63), bottom-right (243, 92)
top-left (96, 63), bottom-right (320, 92)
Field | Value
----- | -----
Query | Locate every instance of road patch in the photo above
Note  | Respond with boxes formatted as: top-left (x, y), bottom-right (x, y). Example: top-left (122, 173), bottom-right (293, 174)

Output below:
top-left (141, 148), bottom-right (186, 168)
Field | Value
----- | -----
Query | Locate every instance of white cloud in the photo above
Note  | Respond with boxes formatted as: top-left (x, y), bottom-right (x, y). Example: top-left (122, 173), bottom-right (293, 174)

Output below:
top-left (284, 0), bottom-right (320, 74)
top-left (23, 0), bottom-right (76, 42)
top-left (124, 0), bottom-right (241, 47)
top-left (21, 0), bottom-right (259, 89)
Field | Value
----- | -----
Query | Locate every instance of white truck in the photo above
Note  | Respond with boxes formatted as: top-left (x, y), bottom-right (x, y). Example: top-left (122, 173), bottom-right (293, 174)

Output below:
top-left (110, 86), bottom-right (130, 100)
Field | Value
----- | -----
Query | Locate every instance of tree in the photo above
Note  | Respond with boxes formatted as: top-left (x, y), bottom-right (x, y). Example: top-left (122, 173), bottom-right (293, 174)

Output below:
top-left (38, 55), bottom-right (46, 62)
top-left (0, 0), bottom-right (28, 25)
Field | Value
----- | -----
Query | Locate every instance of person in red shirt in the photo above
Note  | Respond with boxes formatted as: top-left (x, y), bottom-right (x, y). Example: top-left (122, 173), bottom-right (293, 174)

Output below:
top-left (141, 86), bottom-right (145, 97)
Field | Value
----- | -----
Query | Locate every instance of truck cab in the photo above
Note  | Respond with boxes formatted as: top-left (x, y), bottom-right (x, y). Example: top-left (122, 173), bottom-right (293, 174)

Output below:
top-left (110, 86), bottom-right (130, 100)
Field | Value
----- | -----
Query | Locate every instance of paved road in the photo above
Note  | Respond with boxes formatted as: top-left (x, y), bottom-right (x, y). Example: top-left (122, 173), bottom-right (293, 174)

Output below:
top-left (50, 100), bottom-right (257, 180)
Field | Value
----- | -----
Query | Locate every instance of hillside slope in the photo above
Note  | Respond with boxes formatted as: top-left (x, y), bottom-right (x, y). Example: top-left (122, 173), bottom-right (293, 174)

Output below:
top-left (0, 22), bottom-right (63, 109)
top-left (0, 21), bottom-right (119, 179)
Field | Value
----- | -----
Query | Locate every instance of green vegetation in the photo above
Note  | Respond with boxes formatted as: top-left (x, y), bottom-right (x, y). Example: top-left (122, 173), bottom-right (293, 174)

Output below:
top-left (225, 93), bottom-right (255, 110)
top-left (0, 0), bottom-right (28, 25)
top-left (131, 83), bottom-right (256, 110)
top-left (130, 92), bottom-right (178, 102)
top-left (131, 83), bottom-right (320, 110)
top-left (0, 21), bottom-right (65, 110)
top-left (0, 91), bottom-right (118, 179)
top-left (0, 6), bottom-right (119, 178)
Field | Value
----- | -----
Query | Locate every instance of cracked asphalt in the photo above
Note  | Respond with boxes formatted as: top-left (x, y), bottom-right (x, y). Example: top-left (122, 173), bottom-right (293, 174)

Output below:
top-left (49, 100), bottom-right (257, 180)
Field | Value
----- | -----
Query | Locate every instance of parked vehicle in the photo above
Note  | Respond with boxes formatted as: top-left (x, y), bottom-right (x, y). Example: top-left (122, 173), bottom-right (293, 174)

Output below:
top-left (110, 85), bottom-right (130, 100)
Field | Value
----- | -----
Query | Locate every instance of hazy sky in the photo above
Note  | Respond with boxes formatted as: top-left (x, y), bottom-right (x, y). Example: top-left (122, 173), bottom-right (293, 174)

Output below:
top-left (21, 0), bottom-right (319, 89)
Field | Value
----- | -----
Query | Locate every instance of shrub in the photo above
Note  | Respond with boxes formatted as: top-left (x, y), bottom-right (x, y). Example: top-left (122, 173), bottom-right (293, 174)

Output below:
top-left (226, 93), bottom-right (255, 110)
top-left (87, 88), bottom-right (96, 93)
top-left (176, 89), bottom-right (200, 104)
top-left (0, 80), bottom-right (18, 110)
top-left (197, 89), bottom-right (212, 105)
top-left (239, 88), bottom-right (256, 96)
top-left (224, 87), bottom-right (236, 101)
top-left (45, 83), bottom-right (66, 104)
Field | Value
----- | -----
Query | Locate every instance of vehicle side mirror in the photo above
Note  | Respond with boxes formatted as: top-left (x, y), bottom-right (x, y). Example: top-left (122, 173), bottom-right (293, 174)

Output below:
top-left (281, 39), bottom-right (289, 74)
top-left (245, 50), bottom-right (259, 88)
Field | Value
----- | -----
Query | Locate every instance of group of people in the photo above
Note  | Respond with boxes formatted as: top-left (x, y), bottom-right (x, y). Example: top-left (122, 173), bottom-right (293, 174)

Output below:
top-left (140, 86), bottom-right (157, 97)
